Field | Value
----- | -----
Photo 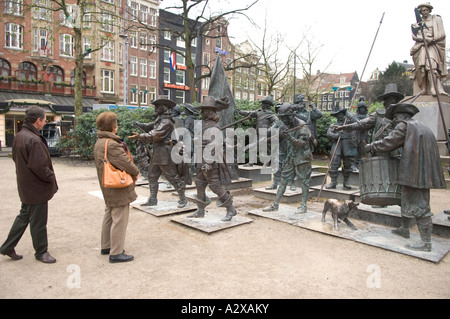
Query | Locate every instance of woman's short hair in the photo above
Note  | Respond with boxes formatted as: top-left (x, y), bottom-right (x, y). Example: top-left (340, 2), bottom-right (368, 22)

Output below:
top-left (96, 111), bottom-right (118, 132)
top-left (25, 106), bottom-right (45, 124)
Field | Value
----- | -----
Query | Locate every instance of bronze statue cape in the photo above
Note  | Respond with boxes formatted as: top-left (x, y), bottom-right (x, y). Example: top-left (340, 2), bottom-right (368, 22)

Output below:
top-left (398, 120), bottom-right (446, 189)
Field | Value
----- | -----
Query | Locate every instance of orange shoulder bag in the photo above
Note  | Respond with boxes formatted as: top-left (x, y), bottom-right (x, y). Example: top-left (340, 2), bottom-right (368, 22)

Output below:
top-left (102, 139), bottom-right (134, 188)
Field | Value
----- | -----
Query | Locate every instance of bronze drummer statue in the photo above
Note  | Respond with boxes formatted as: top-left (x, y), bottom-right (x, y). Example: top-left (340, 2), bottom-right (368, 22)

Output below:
top-left (365, 103), bottom-right (446, 251)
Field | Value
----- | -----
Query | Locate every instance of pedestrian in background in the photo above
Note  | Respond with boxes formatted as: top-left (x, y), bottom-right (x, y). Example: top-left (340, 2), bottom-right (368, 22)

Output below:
top-left (94, 112), bottom-right (140, 263)
top-left (0, 106), bottom-right (58, 263)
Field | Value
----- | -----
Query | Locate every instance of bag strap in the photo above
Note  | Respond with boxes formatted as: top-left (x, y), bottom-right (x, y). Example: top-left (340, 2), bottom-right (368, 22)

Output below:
top-left (104, 138), bottom-right (111, 162)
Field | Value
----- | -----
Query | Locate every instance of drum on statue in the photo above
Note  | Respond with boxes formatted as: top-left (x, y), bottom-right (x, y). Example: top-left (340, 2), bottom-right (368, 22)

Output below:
top-left (359, 156), bottom-right (402, 206)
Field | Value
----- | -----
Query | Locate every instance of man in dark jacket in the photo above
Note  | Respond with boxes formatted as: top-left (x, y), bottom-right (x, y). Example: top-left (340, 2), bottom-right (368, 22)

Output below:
top-left (0, 106), bottom-right (58, 263)
top-left (365, 103), bottom-right (446, 251)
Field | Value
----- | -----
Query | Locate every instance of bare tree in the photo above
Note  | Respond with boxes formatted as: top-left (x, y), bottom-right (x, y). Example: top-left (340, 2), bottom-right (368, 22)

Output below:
top-left (248, 17), bottom-right (297, 102)
top-left (160, 0), bottom-right (259, 102)
top-left (290, 30), bottom-right (333, 104)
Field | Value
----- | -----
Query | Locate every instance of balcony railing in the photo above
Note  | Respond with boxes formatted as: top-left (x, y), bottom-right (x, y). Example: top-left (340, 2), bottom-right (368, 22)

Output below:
top-left (0, 79), bottom-right (96, 96)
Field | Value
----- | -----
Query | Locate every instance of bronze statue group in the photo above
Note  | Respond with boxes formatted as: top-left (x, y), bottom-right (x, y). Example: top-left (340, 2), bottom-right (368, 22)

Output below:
top-left (126, 2), bottom-right (447, 253)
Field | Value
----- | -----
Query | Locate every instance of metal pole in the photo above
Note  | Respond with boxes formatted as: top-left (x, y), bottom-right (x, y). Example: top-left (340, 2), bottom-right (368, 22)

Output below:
top-left (316, 12), bottom-right (385, 201)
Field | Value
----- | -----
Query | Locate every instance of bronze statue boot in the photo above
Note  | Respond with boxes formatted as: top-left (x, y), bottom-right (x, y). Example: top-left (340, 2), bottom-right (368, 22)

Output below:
top-left (141, 197), bottom-right (157, 206)
top-left (187, 195), bottom-right (211, 218)
top-left (406, 217), bottom-right (432, 252)
top-left (217, 192), bottom-right (237, 222)
top-left (141, 183), bottom-right (158, 206)
top-left (177, 189), bottom-right (187, 208)
top-left (263, 203), bottom-right (279, 212)
top-left (326, 171), bottom-right (338, 189)
top-left (222, 206), bottom-right (237, 222)
top-left (391, 217), bottom-right (414, 238)
top-left (297, 202), bottom-right (307, 214)
top-left (265, 181), bottom-right (278, 190)
top-left (343, 176), bottom-right (352, 190)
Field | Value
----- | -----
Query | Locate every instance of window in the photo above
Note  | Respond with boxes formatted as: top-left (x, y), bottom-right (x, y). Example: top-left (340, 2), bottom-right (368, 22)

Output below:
top-left (202, 73), bottom-right (209, 89)
top-left (164, 67), bottom-right (170, 83)
top-left (83, 4), bottom-right (92, 28)
top-left (130, 57), bottom-right (137, 76)
top-left (216, 37), bottom-right (222, 49)
top-left (149, 35), bottom-right (156, 51)
top-left (33, 0), bottom-right (49, 20)
top-left (84, 37), bottom-right (91, 59)
top-left (140, 58), bottom-right (147, 77)
top-left (139, 32), bottom-right (147, 50)
top-left (60, 4), bottom-right (77, 26)
top-left (33, 28), bottom-right (48, 54)
top-left (60, 34), bottom-right (74, 57)
top-left (149, 60), bottom-right (156, 79)
top-left (164, 50), bottom-right (170, 63)
top-left (48, 65), bottom-right (63, 82)
top-left (176, 37), bottom-right (185, 48)
top-left (140, 86), bottom-right (148, 105)
top-left (130, 2), bottom-right (138, 21)
top-left (102, 70), bottom-right (114, 93)
top-left (5, 0), bottom-right (23, 16)
top-left (176, 53), bottom-right (185, 66)
top-left (102, 0), bottom-right (114, 4)
top-left (5, 23), bottom-right (23, 49)
top-left (164, 31), bottom-right (171, 40)
top-left (18, 62), bottom-right (37, 81)
top-left (192, 37), bottom-right (197, 47)
top-left (130, 84), bottom-right (137, 104)
top-left (203, 52), bottom-right (210, 66)
top-left (100, 11), bottom-right (114, 32)
top-left (70, 69), bottom-right (86, 86)
top-left (149, 87), bottom-right (156, 101)
top-left (148, 8), bottom-right (157, 27)
top-left (118, 43), bottom-right (123, 64)
top-left (101, 40), bottom-right (114, 62)
top-left (0, 59), bottom-right (11, 78)
top-left (129, 31), bottom-right (137, 48)
top-left (175, 91), bottom-right (185, 104)
top-left (139, 5), bottom-right (148, 24)
top-left (176, 70), bottom-right (185, 85)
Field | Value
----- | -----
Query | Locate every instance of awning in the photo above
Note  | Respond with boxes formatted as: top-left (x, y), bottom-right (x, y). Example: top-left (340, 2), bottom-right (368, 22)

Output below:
top-left (0, 92), bottom-right (98, 114)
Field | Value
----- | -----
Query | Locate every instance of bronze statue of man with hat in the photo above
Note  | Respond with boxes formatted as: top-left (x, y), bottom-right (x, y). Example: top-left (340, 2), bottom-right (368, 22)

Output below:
top-left (335, 84), bottom-right (404, 159)
top-left (128, 96), bottom-right (189, 208)
top-left (410, 2), bottom-right (447, 96)
top-left (365, 102), bottom-right (446, 251)
top-left (262, 103), bottom-right (314, 214)
top-left (291, 93), bottom-right (323, 142)
top-left (238, 94), bottom-right (279, 166)
top-left (326, 102), bottom-right (358, 190)
top-left (188, 96), bottom-right (238, 222)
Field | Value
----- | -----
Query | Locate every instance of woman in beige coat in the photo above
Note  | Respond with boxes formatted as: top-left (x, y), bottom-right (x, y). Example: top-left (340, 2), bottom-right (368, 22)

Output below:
top-left (94, 112), bottom-right (140, 263)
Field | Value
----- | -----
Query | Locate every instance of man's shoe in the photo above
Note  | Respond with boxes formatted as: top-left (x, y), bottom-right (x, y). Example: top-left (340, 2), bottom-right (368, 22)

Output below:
top-left (36, 252), bottom-right (56, 264)
top-left (109, 253), bottom-right (134, 263)
top-left (1, 249), bottom-right (23, 260)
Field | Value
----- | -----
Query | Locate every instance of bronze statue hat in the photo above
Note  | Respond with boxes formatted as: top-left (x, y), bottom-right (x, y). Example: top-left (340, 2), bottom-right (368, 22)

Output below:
top-left (196, 96), bottom-right (230, 111)
top-left (331, 102), bottom-right (346, 116)
top-left (259, 94), bottom-right (274, 106)
top-left (182, 103), bottom-right (199, 115)
top-left (151, 95), bottom-right (176, 108)
top-left (417, 2), bottom-right (433, 12)
top-left (376, 84), bottom-right (404, 102)
top-left (385, 103), bottom-right (420, 120)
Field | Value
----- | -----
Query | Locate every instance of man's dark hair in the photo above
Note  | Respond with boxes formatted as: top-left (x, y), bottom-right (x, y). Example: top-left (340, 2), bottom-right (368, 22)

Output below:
top-left (25, 106), bottom-right (45, 124)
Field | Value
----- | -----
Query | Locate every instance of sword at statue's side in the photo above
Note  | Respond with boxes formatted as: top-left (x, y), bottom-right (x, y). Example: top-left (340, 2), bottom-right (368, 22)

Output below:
top-left (316, 12), bottom-right (385, 202)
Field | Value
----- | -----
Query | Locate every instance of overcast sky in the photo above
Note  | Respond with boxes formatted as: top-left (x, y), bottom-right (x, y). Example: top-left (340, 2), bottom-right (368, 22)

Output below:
top-left (161, 0), bottom-right (450, 81)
